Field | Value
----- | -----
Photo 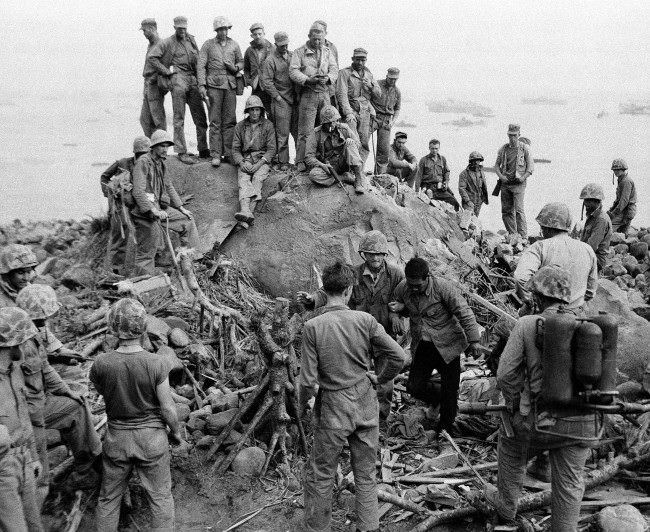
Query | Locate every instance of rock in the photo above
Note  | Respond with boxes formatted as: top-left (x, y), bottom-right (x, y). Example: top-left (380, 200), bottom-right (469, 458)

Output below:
top-left (633, 306), bottom-right (650, 322)
top-left (630, 242), bottom-right (649, 261)
top-left (205, 408), bottom-right (238, 435)
top-left (597, 504), bottom-right (646, 532)
top-left (162, 316), bottom-right (191, 331)
top-left (642, 234), bottom-right (650, 246)
top-left (33, 274), bottom-right (56, 287)
top-left (603, 261), bottom-right (626, 278)
top-left (175, 403), bottom-right (191, 422)
top-left (176, 384), bottom-right (194, 399)
top-left (628, 291), bottom-right (647, 307)
top-left (209, 392), bottom-right (239, 412)
top-left (60, 265), bottom-right (95, 289)
top-left (189, 405), bottom-right (212, 420)
top-left (337, 489), bottom-right (356, 514)
top-left (616, 381), bottom-right (644, 401)
top-left (421, 452), bottom-right (460, 472)
top-left (146, 315), bottom-right (170, 345)
top-left (623, 255), bottom-right (641, 276)
top-left (620, 274), bottom-right (635, 288)
top-left (224, 429), bottom-right (243, 446)
top-left (188, 343), bottom-right (213, 364)
top-left (168, 328), bottom-right (190, 348)
top-left (186, 417), bottom-right (206, 432)
top-left (615, 277), bottom-right (629, 290)
top-left (610, 232), bottom-right (626, 245)
top-left (614, 243), bottom-right (629, 255)
top-left (156, 345), bottom-right (183, 373)
top-left (231, 446), bottom-right (266, 476)
top-left (196, 435), bottom-right (216, 449)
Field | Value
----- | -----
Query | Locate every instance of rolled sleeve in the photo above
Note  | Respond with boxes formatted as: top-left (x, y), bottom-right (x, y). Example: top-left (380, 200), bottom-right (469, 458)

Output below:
top-left (132, 158), bottom-right (154, 213)
top-left (514, 243), bottom-right (543, 285)
top-left (336, 69), bottom-right (353, 117)
top-left (289, 50), bottom-right (308, 85)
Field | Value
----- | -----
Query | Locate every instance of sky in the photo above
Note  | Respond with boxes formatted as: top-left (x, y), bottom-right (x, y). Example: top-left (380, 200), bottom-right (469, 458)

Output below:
top-left (3, 0), bottom-right (650, 100)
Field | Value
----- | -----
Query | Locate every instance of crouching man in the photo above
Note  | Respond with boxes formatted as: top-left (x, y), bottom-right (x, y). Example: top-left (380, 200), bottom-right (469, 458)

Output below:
top-left (305, 105), bottom-right (366, 194)
top-left (482, 266), bottom-right (599, 530)
top-left (298, 261), bottom-right (405, 532)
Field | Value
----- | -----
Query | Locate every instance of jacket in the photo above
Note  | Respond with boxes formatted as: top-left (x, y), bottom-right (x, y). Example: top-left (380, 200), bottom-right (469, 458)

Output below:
top-left (100, 156), bottom-right (135, 198)
top-left (387, 142), bottom-right (417, 173)
top-left (415, 153), bottom-right (450, 190)
top-left (244, 39), bottom-right (274, 90)
top-left (458, 167), bottom-right (489, 209)
top-left (149, 34), bottom-right (201, 77)
top-left (336, 66), bottom-right (382, 118)
top-left (581, 205), bottom-right (612, 270)
top-left (142, 36), bottom-right (162, 79)
top-left (289, 42), bottom-right (338, 94)
top-left (0, 357), bottom-right (36, 454)
top-left (609, 174), bottom-right (637, 221)
top-left (393, 276), bottom-right (481, 362)
top-left (198, 37), bottom-right (244, 90)
top-left (495, 141), bottom-right (534, 189)
top-left (260, 49), bottom-right (296, 104)
top-left (231, 117), bottom-right (277, 166)
top-left (372, 79), bottom-right (401, 116)
top-left (305, 122), bottom-right (360, 167)
top-left (131, 153), bottom-right (182, 216)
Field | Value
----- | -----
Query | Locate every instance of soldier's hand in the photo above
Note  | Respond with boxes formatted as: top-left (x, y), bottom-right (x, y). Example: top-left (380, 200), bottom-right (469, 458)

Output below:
top-left (388, 301), bottom-right (404, 313)
top-left (466, 342), bottom-right (482, 359)
top-left (305, 76), bottom-right (319, 86)
top-left (32, 460), bottom-right (43, 479)
top-left (296, 291), bottom-right (314, 305)
top-left (198, 86), bottom-right (208, 101)
top-left (0, 425), bottom-right (10, 454)
top-left (345, 115), bottom-right (356, 125)
top-left (66, 391), bottom-right (85, 405)
top-left (240, 161), bottom-right (254, 173)
top-left (366, 371), bottom-right (378, 387)
top-left (179, 206), bottom-right (193, 220)
top-left (275, 95), bottom-right (284, 103)
top-left (390, 313), bottom-right (404, 335)
top-left (153, 209), bottom-right (169, 221)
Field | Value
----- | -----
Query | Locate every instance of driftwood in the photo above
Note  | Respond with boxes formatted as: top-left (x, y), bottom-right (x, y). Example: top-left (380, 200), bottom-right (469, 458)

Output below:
top-left (410, 449), bottom-right (650, 531)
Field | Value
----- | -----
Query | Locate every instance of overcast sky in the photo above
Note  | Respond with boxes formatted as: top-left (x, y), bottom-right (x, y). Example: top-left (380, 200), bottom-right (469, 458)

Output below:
top-left (4, 0), bottom-right (649, 99)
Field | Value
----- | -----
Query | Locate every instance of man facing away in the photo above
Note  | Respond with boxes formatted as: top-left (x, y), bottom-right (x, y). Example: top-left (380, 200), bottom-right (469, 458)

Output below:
top-left (299, 261), bottom-right (405, 532)
top-left (139, 19), bottom-right (167, 138)
top-left (494, 124), bottom-right (534, 237)
top-left (91, 298), bottom-right (184, 531)
top-left (149, 16), bottom-right (209, 165)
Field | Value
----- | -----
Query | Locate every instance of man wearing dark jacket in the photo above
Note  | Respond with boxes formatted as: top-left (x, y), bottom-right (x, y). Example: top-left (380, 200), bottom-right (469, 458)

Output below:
top-left (458, 151), bottom-right (489, 216)
top-left (244, 23), bottom-right (274, 115)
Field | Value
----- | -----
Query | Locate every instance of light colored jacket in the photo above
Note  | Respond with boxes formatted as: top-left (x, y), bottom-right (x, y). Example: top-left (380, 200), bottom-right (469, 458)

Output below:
top-left (458, 167), bottom-right (489, 210)
top-left (289, 42), bottom-right (338, 93)
top-left (197, 37), bottom-right (244, 90)
top-left (336, 66), bottom-right (381, 118)
top-left (495, 141), bottom-right (534, 189)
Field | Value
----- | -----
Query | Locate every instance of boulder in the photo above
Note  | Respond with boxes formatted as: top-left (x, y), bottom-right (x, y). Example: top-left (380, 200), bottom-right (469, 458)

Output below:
top-left (175, 403), bottom-right (191, 422)
top-left (231, 446), bottom-right (266, 476)
top-left (168, 328), bottom-right (190, 348)
top-left (162, 316), bottom-right (191, 331)
top-left (630, 241), bottom-right (649, 261)
top-left (610, 232), bottom-right (627, 245)
top-left (616, 380), bottom-right (645, 401)
top-left (186, 417), bottom-right (206, 432)
top-left (209, 392), bottom-right (239, 412)
top-left (146, 315), bottom-right (171, 345)
top-left (205, 408), bottom-right (238, 435)
top-left (642, 234), bottom-right (650, 246)
top-left (614, 243), bottom-right (629, 255)
top-left (585, 279), bottom-right (650, 383)
top-left (603, 261), bottom-right (627, 278)
top-left (622, 255), bottom-right (641, 276)
top-left (156, 345), bottom-right (183, 373)
top-left (597, 504), bottom-right (646, 532)
top-left (60, 265), bottom-right (95, 289)
top-left (195, 435), bottom-right (215, 449)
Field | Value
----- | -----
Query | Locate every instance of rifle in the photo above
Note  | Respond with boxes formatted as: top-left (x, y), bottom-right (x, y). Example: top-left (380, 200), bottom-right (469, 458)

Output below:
top-left (326, 165), bottom-right (353, 203)
top-left (458, 401), bottom-right (650, 415)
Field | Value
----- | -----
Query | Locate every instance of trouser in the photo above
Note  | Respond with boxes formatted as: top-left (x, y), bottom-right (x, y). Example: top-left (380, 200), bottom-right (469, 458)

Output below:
top-left (347, 105), bottom-right (372, 166)
top-left (207, 87), bottom-right (237, 159)
top-left (45, 395), bottom-right (102, 474)
top-left (375, 357), bottom-right (394, 420)
top-left (422, 184), bottom-right (461, 211)
top-left (304, 379), bottom-right (379, 532)
top-left (407, 341), bottom-right (459, 432)
top-left (252, 87), bottom-right (273, 116)
top-left (296, 90), bottom-right (330, 165)
top-left (501, 186), bottom-right (527, 237)
top-left (462, 199), bottom-right (484, 217)
top-left (610, 205), bottom-right (636, 235)
top-left (133, 208), bottom-right (200, 275)
top-left (171, 74), bottom-right (208, 155)
top-left (496, 419), bottom-right (591, 531)
top-left (387, 165), bottom-right (414, 183)
top-left (0, 446), bottom-right (43, 532)
top-left (31, 426), bottom-right (49, 506)
top-left (238, 162), bottom-right (270, 201)
top-left (140, 78), bottom-right (167, 138)
top-left (107, 206), bottom-right (128, 271)
top-left (373, 114), bottom-right (392, 168)
top-left (271, 97), bottom-right (298, 164)
top-left (96, 426), bottom-right (174, 532)
top-left (309, 139), bottom-right (363, 187)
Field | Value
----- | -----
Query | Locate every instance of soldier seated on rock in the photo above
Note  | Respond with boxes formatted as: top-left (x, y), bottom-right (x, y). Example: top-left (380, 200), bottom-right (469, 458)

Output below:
top-left (414, 139), bottom-right (460, 211)
top-left (305, 105), bottom-right (367, 194)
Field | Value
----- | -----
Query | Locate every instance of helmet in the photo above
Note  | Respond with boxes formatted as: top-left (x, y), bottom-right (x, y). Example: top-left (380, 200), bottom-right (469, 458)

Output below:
top-left (0, 244), bottom-right (38, 275)
top-left (16, 284), bottom-right (61, 320)
top-left (244, 95), bottom-right (264, 112)
top-left (611, 158), bottom-right (627, 171)
top-left (468, 151), bottom-right (484, 161)
top-left (535, 202), bottom-right (573, 231)
top-left (133, 136), bottom-right (151, 154)
top-left (320, 106), bottom-right (340, 123)
top-left (525, 265), bottom-right (571, 304)
top-left (359, 230), bottom-right (388, 254)
top-left (0, 307), bottom-right (38, 347)
top-left (579, 183), bottom-right (604, 201)
top-left (107, 298), bottom-right (147, 340)
top-left (213, 16), bottom-right (232, 31)
top-left (150, 130), bottom-right (173, 148)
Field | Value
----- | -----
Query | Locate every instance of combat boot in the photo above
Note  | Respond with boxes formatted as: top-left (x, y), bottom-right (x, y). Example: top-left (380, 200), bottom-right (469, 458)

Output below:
top-left (234, 199), bottom-right (254, 224)
top-left (352, 165), bottom-right (365, 194)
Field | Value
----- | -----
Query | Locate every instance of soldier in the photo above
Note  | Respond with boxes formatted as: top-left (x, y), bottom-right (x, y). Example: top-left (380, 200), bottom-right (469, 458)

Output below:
top-left (243, 23), bottom-right (274, 115)
top-left (515, 202), bottom-right (597, 314)
top-left (139, 19), bottom-right (167, 138)
top-left (232, 95), bottom-right (277, 226)
top-left (414, 139), bottom-right (460, 211)
top-left (130, 130), bottom-right (199, 275)
top-left (297, 230), bottom-right (405, 422)
top-left (336, 48), bottom-right (382, 166)
top-left (372, 68), bottom-right (402, 174)
top-left (149, 16), bottom-right (208, 165)
top-left (260, 31), bottom-right (298, 170)
top-left (312, 20), bottom-right (339, 106)
top-left (0, 307), bottom-right (43, 532)
top-left (607, 158), bottom-right (637, 235)
top-left (579, 183), bottom-right (612, 272)
top-left (298, 261), bottom-right (405, 532)
top-left (389, 257), bottom-right (482, 434)
top-left (386, 131), bottom-right (417, 183)
top-left (198, 17), bottom-right (244, 168)
top-left (100, 136), bottom-right (151, 274)
top-left (289, 22), bottom-right (338, 172)
top-left (305, 105), bottom-right (365, 194)
top-left (458, 151), bottom-right (489, 216)
top-left (16, 284), bottom-right (102, 502)
top-left (90, 299), bottom-right (184, 532)
top-left (494, 124), bottom-right (534, 238)
top-left (480, 266), bottom-right (599, 531)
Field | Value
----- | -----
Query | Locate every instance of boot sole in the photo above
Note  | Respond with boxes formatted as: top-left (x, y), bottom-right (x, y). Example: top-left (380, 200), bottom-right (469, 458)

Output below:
top-left (234, 213), bottom-right (254, 223)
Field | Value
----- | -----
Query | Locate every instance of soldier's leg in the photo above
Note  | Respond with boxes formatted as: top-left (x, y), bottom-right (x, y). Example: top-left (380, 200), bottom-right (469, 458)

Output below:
top-left (296, 92), bottom-right (319, 167)
top-left (249, 163), bottom-right (270, 203)
top-left (253, 88), bottom-right (273, 117)
top-left (44, 395), bottom-right (102, 474)
top-left (133, 428), bottom-right (175, 531)
top-left (375, 356), bottom-right (395, 420)
top-left (513, 188), bottom-right (527, 238)
top-left (431, 188), bottom-right (461, 211)
top-left (107, 209), bottom-right (126, 271)
top-left (432, 350), bottom-right (461, 432)
top-left (501, 187), bottom-right (517, 235)
top-left (406, 341), bottom-right (441, 405)
top-left (308, 166), bottom-right (336, 187)
top-left (139, 93), bottom-right (156, 138)
top-left (290, 102), bottom-right (299, 153)
top-left (171, 75), bottom-right (189, 155)
top-left (147, 82), bottom-right (168, 132)
top-left (187, 81), bottom-right (208, 154)
top-left (0, 451), bottom-right (30, 532)
top-left (19, 448), bottom-right (43, 532)
top-left (342, 138), bottom-right (363, 169)
top-left (495, 427), bottom-right (529, 521)
top-left (32, 426), bottom-right (49, 506)
top-left (164, 207), bottom-right (200, 249)
top-left (303, 427), bottom-right (347, 532)
top-left (356, 110), bottom-right (371, 165)
top-left (272, 98), bottom-right (291, 164)
top-left (549, 445), bottom-right (589, 531)
top-left (132, 215), bottom-right (160, 275)
top-left (207, 88), bottom-right (224, 159)
top-left (222, 89), bottom-right (237, 160)
top-left (474, 202), bottom-right (482, 217)
top-left (375, 124), bottom-right (391, 173)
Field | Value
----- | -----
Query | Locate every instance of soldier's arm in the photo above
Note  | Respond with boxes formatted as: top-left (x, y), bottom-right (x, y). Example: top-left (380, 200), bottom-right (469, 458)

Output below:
top-left (234, 43), bottom-right (244, 72)
top-left (404, 146), bottom-right (416, 165)
top-left (100, 160), bottom-right (121, 197)
top-left (584, 218), bottom-right (606, 252)
top-left (612, 180), bottom-right (632, 214)
top-left (369, 73), bottom-right (382, 100)
top-left (369, 320), bottom-right (405, 384)
top-left (414, 158), bottom-right (425, 192)
top-left (157, 376), bottom-right (181, 441)
top-left (442, 156), bottom-right (451, 185)
top-left (231, 124), bottom-right (244, 166)
top-left (42, 360), bottom-right (73, 397)
top-left (513, 243), bottom-right (542, 285)
top-left (585, 249), bottom-right (598, 302)
top-left (494, 146), bottom-right (505, 180)
top-left (521, 144), bottom-right (534, 179)
top-left (197, 41), bottom-right (208, 88)
top-left (132, 158), bottom-right (155, 213)
top-left (164, 179), bottom-right (183, 210)
top-left (262, 122), bottom-right (277, 163)
top-left (392, 87), bottom-right (401, 123)
top-left (327, 50), bottom-right (339, 85)
top-left (304, 130), bottom-right (321, 167)
top-left (148, 40), bottom-right (172, 76)
top-left (441, 282), bottom-right (481, 344)
top-left (336, 69), bottom-right (354, 118)
top-left (297, 324), bottom-right (319, 413)
top-left (243, 47), bottom-right (253, 86)
top-left (458, 171), bottom-right (470, 204)
top-left (289, 50), bottom-right (308, 85)
top-left (260, 57), bottom-right (280, 100)
top-left (496, 320), bottom-right (527, 403)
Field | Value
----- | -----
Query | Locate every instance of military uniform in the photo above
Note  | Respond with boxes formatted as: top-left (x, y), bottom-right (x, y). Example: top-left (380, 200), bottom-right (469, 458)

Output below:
top-left (372, 70), bottom-right (401, 172)
top-left (414, 153), bottom-right (460, 211)
top-left (305, 121), bottom-right (362, 186)
top-left (299, 305), bottom-right (404, 531)
top-left (458, 165), bottom-right (488, 216)
top-left (608, 173), bottom-right (637, 235)
top-left (386, 139), bottom-right (416, 182)
top-left (244, 35), bottom-right (274, 115)
top-left (581, 205), bottom-right (612, 271)
top-left (139, 22), bottom-right (167, 138)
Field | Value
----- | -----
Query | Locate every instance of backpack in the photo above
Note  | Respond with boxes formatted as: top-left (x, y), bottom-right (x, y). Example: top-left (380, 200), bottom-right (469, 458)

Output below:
top-left (106, 170), bottom-right (135, 209)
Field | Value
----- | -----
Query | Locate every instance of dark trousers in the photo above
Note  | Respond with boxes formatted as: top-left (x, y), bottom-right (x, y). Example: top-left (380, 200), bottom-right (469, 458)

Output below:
top-left (407, 340), bottom-right (460, 431)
